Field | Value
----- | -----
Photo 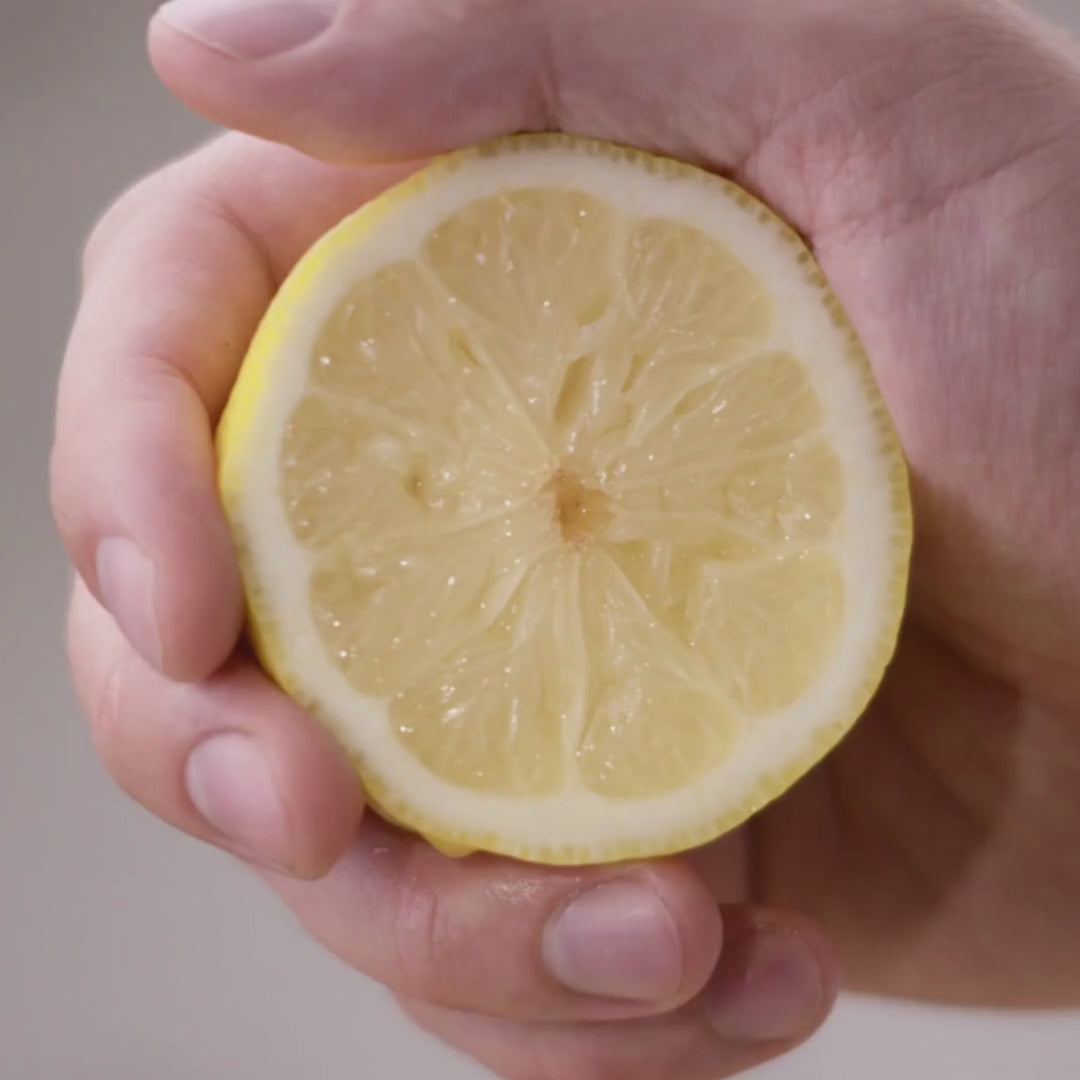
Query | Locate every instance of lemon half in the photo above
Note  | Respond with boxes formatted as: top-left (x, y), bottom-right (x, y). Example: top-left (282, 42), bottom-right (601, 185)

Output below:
top-left (217, 135), bottom-right (911, 865)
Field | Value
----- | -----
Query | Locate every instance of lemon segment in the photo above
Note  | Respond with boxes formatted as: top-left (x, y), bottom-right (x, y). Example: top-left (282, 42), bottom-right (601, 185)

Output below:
top-left (217, 134), bottom-right (911, 865)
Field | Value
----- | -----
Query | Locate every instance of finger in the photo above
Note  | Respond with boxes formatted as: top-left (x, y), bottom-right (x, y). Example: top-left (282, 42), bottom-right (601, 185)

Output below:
top-left (263, 815), bottom-right (723, 1022)
top-left (399, 907), bottom-right (838, 1080)
top-left (147, 0), bottom-right (1075, 229)
top-left (51, 133), bottom-right (414, 679)
top-left (67, 575), bottom-right (363, 877)
top-left (150, 0), bottom-right (547, 164)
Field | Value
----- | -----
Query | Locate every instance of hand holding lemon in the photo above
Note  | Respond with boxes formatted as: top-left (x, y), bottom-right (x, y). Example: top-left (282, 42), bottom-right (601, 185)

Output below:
top-left (53, 1), bottom-right (1080, 1077)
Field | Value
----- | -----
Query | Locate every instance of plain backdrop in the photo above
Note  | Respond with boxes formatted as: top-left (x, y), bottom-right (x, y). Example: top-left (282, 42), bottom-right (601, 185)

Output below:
top-left (3, 1), bottom-right (1080, 1077)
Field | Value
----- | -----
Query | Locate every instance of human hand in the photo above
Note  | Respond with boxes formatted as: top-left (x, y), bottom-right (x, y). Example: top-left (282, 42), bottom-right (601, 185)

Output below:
top-left (52, 0), bottom-right (1080, 1076)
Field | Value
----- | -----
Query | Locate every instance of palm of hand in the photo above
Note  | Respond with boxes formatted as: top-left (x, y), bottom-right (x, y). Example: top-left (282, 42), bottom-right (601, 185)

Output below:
top-left (692, 18), bottom-right (1080, 1004)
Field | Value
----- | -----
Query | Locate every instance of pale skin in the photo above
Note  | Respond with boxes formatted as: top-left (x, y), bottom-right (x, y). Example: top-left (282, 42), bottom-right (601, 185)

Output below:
top-left (50, 1), bottom-right (1080, 1077)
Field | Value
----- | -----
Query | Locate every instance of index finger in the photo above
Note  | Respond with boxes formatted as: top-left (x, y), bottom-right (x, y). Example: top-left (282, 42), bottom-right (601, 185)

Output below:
top-left (51, 133), bottom-right (413, 679)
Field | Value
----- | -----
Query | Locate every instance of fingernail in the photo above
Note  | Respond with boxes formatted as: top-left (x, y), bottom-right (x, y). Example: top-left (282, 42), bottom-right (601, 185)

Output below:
top-left (96, 537), bottom-right (163, 669)
top-left (156, 0), bottom-right (339, 60)
top-left (186, 734), bottom-right (294, 871)
top-left (707, 924), bottom-right (826, 1042)
top-left (544, 878), bottom-right (683, 1002)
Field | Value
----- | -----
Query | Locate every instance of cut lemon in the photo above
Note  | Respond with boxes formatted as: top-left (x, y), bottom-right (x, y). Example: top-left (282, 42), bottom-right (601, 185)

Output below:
top-left (217, 134), bottom-right (911, 865)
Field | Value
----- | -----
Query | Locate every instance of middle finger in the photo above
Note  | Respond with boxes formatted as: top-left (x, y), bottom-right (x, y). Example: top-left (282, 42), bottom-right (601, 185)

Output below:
top-left (267, 816), bottom-right (725, 1023)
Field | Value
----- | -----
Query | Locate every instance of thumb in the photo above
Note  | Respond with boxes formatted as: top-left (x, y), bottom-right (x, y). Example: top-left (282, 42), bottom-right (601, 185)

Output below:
top-left (148, 0), bottom-right (1068, 230)
top-left (150, 0), bottom-right (552, 162)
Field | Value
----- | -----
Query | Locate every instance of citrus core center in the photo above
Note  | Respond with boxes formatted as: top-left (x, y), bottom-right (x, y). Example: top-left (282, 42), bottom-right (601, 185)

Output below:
top-left (548, 469), bottom-right (612, 548)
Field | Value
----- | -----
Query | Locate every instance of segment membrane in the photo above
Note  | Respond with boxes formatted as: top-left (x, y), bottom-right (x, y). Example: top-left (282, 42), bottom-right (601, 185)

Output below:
top-left (576, 550), bottom-right (736, 797)
top-left (310, 502), bottom-right (556, 697)
top-left (390, 554), bottom-right (585, 796)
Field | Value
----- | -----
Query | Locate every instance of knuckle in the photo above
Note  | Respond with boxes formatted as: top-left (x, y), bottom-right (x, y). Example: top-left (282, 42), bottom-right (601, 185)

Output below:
top-left (81, 171), bottom-right (169, 282)
top-left (49, 367), bottom-right (89, 553)
top-left (80, 151), bottom-right (203, 282)
top-left (66, 591), bottom-right (137, 786)
top-left (79, 132), bottom-right (252, 286)
top-left (48, 441), bottom-right (81, 552)
top-left (84, 648), bottom-right (132, 784)
top-left (391, 857), bottom-right (471, 1005)
top-left (514, 1044), bottom-right (630, 1080)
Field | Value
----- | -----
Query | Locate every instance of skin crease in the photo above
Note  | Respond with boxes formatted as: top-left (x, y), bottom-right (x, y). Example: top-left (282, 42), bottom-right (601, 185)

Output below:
top-left (50, 0), bottom-right (1080, 1076)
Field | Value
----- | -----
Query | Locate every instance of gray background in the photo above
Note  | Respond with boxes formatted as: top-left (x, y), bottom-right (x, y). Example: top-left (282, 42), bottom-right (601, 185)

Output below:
top-left (2, 1), bottom-right (1079, 1077)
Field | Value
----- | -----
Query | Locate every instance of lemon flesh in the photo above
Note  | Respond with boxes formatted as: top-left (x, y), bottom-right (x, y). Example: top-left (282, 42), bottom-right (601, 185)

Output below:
top-left (218, 135), bottom-right (911, 865)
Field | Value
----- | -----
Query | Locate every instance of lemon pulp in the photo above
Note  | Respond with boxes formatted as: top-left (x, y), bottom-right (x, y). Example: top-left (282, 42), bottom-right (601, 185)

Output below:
top-left (218, 135), bottom-right (911, 864)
